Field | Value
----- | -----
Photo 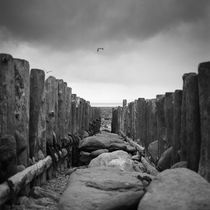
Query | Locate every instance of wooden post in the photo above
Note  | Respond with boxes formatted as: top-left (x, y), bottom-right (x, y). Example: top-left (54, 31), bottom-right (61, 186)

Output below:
top-left (57, 80), bottom-right (66, 144)
top-left (164, 92), bottom-right (174, 147)
top-left (66, 87), bottom-right (72, 133)
top-left (0, 54), bottom-right (15, 136)
top-left (181, 73), bottom-right (200, 172)
top-left (45, 76), bottom-right (58, 145)
top-left (172, 90), bottom-right (182, 163)
top-left (198, 62), bottom-right (210, 181)
top-left (75, 97), bottom-right (80, 133)
top-left (0, 54), bottom-right (16, 183)
top-left (146, 99), bottom-right (157, 149)
top-left (172, 90), bottom-right (182, 164)
top-left (71, 94), bottom-right (77, 134)
top-left (156, 95), bottom-right (166, 158)
top-left (111, 108), bottom-right (118, 133)
top-left (29, 69), bottom-right (46, 160)
top-left (14, 59), bottom-right (30, 166)
top-left (136, 98), bottom-right (147, 146)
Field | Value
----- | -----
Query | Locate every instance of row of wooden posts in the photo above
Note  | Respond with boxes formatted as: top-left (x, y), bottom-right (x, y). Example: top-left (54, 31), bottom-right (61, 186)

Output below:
top-left (0, 53), bottom-right (101, 183)
top-left (111, 61), bottom-right (210, 182)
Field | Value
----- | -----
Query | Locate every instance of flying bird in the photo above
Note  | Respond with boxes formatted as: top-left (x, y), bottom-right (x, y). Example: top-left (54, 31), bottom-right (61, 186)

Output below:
top-left (97, 47), bottom-right (104, 52)
top-left (46, 71), bottom-right (52, 74)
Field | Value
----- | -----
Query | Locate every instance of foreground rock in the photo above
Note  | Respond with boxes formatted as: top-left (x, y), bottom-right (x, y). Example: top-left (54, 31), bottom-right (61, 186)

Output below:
top-left (89, 150), bottom-right (134, 171)
top-left (138, 168), bottom-right (210, 210)
top-left (79, 132), bottom-right (136, 165)
top-left (79, 132), bottom-right (135, 153)
top-left (157, 146), bottom-right (173, 171)
top-left (59, 167), bottom-right (145, 210)
top-left (148, 140), bottom-right (158, 163)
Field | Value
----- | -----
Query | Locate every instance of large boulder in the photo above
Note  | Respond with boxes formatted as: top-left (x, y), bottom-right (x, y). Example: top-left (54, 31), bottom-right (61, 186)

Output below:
top-left (171, 161), bottom-right (187, 169)
top-left (89, 150), bottom-right (134, 171)
top-left (108, 142), bottom-right (127, 152)
top-left (79, 136), bottom-right (107, 152)
top-left (157, 146), bottom-right (173, 171)
top-left (79, 133), bottom-right (129, 152)
top-left (79, 151), bottom-right (91, 165)
top-left (138, 168), bottom-right (210, 210)
top-left (0, 135), bottom-right (17, 183)
top-left (148, 140), bottom-right (158, 163)
top-left (59, 167), bottom-right (145, 210)
top-left (90, 149), bottom-right (109, 158)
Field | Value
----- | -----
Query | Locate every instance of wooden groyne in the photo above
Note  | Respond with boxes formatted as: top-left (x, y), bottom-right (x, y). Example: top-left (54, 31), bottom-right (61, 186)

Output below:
top-left (111, 62), bottom-right (210, 182)
top-left (0, 53), bottom-right (101, 206)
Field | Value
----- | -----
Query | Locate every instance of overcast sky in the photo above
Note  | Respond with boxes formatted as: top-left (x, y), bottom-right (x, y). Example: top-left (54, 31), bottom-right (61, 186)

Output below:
top-left (0, 0), bottom-right (210, 106)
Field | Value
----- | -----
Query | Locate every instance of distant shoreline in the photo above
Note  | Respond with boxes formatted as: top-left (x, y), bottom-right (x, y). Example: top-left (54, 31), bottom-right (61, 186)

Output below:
top-left (91, 103), bottom-right (121, 107)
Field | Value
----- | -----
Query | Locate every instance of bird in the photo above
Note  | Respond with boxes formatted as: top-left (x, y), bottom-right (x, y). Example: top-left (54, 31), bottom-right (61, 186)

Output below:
top-left (97, 47), bottom-right (104, 52)
top-left (46, 71), bottom-right (52, 74)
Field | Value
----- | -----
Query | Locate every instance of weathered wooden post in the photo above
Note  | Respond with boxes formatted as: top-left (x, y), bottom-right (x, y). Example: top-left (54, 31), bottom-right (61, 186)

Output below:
top-left (0, 54), bottom-right (15, 136)
top-left (146, 99), bottom-right (157, 148)
top-left (172, 90), bottom-right (182, 165)
top-left (156, 95), bottom-right (166, 158)
top-left (121, 99), bottom-right (127, 132)
top-left (164, 92), bottom-right (174, 147)
top-left (71, 94), bottom-right (77, 134)
top-left (0, 54), bottom-right (17, 182)
top-left (57, 80), bottom-right (67, 144)
top-left (136, 98), bottom-right (147, 146)
top-left (181, 73), bottom-right (200, 172)
top-left (66, 87), bottom-right (72, 133)
top-left (111, 108), bottom-right (118, 133)
top-left (29, 69), bottom-right (46, 161)
top-left (45, 76), bottom-right (58, 144)
top-left (129, 102), bottom-right (136, 140)
top-left (198, 62), bottom-right (210, 181)
top-left (14, 58), bottom-right (30, 166)
top-left (75, 97), bottom-right (80, 133)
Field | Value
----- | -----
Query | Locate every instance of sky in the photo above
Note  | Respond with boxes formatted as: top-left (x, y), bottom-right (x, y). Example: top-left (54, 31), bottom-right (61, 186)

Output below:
top-left (0, 0), bottom-right (210, 106)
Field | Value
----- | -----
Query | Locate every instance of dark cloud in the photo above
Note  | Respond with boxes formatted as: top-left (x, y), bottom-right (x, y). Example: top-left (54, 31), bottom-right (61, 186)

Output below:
top-left (0, 0), bottom-right (209, 50)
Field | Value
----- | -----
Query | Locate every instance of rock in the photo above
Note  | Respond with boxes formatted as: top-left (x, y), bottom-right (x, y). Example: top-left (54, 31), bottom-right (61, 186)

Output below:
top-left (148, 140), bottom-right (158, 163)
top-left (141, 157), bottom-right (158, 176)
top-left (157, 146), bottom-right (173, 171)
top-left (89, 150), bottom-right (132, 170)
top-left (37, 149), bottom-right (45, 161)
top-left (171, 161), bottom-right (187, 169)
top-left (17, 164), bottom-right (26, 172)
top-left (61, 148), bottom-right (68, 157)
top-left (108, 142), bottom-right (127, 152)
top-left (90, 149), bottom-right (109, 158)
top-left (30, 186), bottom-right (60, 202)
top-left (132, 154), bottom-right (141, 161)
top-left (79, 133), bottom-right (126, 152)
top-left (81, 130), bottom-right (89, 138)
top-left (107, 158), bottom-right (135, 171)
top-left (138, 168), bottom-right (210, 210)
top-left (79, 136), bottom-right (107, 152)
top-left (79, 151), bottom-right (91, 165)
top-left (0, 135), bottom-right (17, 183)
top-left (15, 131), bottom-right (28, 166)
top-left (59, 167), bottom-right (145, 210)
top-left (125, 145), bottom-right (136, 154)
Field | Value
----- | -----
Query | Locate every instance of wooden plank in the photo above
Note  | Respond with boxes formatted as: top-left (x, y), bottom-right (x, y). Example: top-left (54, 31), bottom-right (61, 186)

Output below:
top-left (0, 156), bottom-right (52, 206)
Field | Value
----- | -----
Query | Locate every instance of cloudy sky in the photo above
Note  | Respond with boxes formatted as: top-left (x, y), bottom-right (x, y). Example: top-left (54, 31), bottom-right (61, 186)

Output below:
top-left (0, 0), bottom-right (210, 106)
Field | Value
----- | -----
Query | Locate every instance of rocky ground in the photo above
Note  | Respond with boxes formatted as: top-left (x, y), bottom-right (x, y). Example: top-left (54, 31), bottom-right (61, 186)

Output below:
top-left (4, 170), bottom-right (69, 210)
top-left (4, 131), bottom-right (210, 210)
